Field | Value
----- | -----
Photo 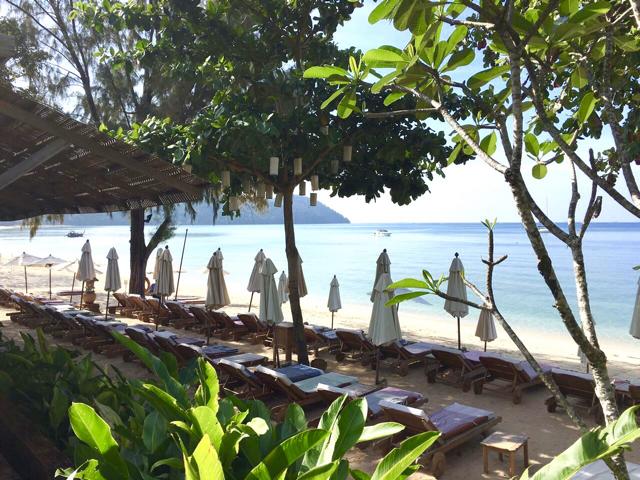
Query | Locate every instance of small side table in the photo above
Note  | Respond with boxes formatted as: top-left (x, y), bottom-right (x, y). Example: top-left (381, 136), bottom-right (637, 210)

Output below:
top-left (481, 431), bottom-right (529, 477)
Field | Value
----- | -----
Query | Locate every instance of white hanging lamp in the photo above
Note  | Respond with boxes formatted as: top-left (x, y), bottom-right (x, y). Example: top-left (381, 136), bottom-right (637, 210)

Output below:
top-left (294, 157), bottom-right (303, 176)
top-left (343, 145), bottom-right (353, 162)
top-left (310, 193), bottom-right (318, 206)
top-left (269, 157), bottom-right (279, 175)
top-left (221, 170), bottom-right (231, 188)
top-left (311, 175), bottom-right (319, 191)
top-left (299, 181), bottom-right (306, 196)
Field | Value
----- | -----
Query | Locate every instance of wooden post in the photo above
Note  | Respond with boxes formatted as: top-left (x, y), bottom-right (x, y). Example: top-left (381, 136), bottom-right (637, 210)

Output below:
top-left (174, 229), bottom-right (189, 300)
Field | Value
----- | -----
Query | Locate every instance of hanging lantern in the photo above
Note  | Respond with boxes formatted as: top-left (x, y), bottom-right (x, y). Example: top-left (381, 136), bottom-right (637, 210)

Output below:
top-left (274, 193), bottom-right (283, 207)
top-left (299, 181), bottom-right (306, 196)
top-left (343, 145), bottom-right (353, 162)
top-left (311, 174), bottom-right (319, 191)
top-left (266, 184), bottom-right (274, 199)
top-left (331, 159), bottom-right (339, 174)
top-left (221, 170), bottom-right (231, 188)
top-left (242, 177), bottom-right (252, 194)
top-left (294, 157), bottom-right (303, 176)
top-left (269, 157), bottom-right (279, 175)
top-left (256, 182), bottom-right (266, 198)
top-left (320, 125), bottom-right (329, 136)
top-left (229, 196), bottom-right (239, 211)
top-left (310, 193), bottom-right (318, 206)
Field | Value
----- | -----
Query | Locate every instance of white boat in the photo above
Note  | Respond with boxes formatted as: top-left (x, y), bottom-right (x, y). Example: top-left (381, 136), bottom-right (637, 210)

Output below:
top-left (374, 229), bottom-right (391, 237)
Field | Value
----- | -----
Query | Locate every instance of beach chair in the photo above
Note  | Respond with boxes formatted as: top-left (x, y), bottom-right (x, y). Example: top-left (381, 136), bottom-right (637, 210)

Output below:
top-left (210, 311), bottom-right (248, 340)
top-left (545, 368), bottom-right (602, 422)
top-left (380, 401), bottom-right (502, 476)
top-left (112, 292), bottom-right (129, 315)
top-left (188, 306), bottom-right (218, 338)
top-left (335, 329), bottom-right (377, 365)
top-left (144, 298), bottom-right (175, 325)
top-left (426, 347), bottom-right (487, 391)
top-left (304, 325), bottom-right (339, 356)
top-left (475, 354), bottom-right (550, 404)
top-left (385, 340), bottom-right (439, 376)
top-left (237, 313), bottom-right (269, 344)
top-left (165, 301), bottom-right (199, 329)
top-left (126, 296), bottom-right (152, 321)
top-left (125, 326), bottom-right (162, 355)
top-left (317, 383), bottom-right (426, 418)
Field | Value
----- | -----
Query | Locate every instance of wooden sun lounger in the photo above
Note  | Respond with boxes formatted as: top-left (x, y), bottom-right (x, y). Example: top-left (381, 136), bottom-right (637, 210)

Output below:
top-left (317, 383), bottom-right (425, 418)
top-left (426, 347), bottom-right (487, 391)
top-left (188, 306), bottom-right (219, 339)
top-left (209, 311), bottom-right (248, 340)
top-left (385, 340), bottom-right (440, 376)
top-left (380, 401), bottom-right (502, 476)
top-left (304, 325), bottom-right (339, 356)
top-left (334, 329), bottom-right (377, 365)
top-left (112, 292), bottom-right (129, 315)
top-left (545, 368), bottom-right (602, 422)
top-left (474, 354), bottom-right (550, 404)
top-left (238, 313), bottom-right (269, 344)
top-left (165, 301), bottom-right (199, 329)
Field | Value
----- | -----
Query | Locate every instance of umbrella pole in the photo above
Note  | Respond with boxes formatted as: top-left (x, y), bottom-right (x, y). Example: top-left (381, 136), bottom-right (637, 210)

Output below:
top-left (70, 273), bottom-right (76, 303)
top-left (375, 347), bottom-right (381, 385)
top-left (23, 266), bottom-right (27, 293)
top-left (248, 292), bottom-right (254, 312)
top-left (484, 340), bottom-right (487, 352)
top-left (80, 281), bottom-right (85, 308)
top-left (156, 295), bottom-right (161, 331)
top-left (48, 268), bottom-right (52, 299)
top-left (174, 228), bottom-right (189, 301)
top-left (331, 311), bottom-right (334, 330)
top-left (105, 291), bottom-right (110, 320)
top-left (457, 316), bottom-right (461, 350)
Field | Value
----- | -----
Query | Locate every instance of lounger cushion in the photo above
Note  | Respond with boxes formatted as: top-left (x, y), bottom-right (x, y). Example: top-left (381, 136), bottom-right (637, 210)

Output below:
top-left (430, 403), bottom-right (494, 440)
top-left (275, 364), bottom-right (323, 383)
top-left (219, 359), bottom-right (257, 381)
top-left (256, 366), bottom-right (294, 386)
top-left (365, 387), bottom-right (425, 416)
top-left (212, 353), bottom-right (265, 366)
top-left (199, 345), bottom-right (239, 358)
top-left (401, 342), bottom-right (438, 356)
top-left (294, 372), bottom-right (357, 393)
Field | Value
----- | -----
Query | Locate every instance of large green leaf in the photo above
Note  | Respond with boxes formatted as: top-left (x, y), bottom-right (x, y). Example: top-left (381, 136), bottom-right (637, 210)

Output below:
top-left (386, 291), bottom-right (429, 306)
top-left (246, 430), bottom-right (330, 480)
top-left (363, 48), bottom-right (406, 68)
top-left (359, 422), bottom-right (405, 443)
top-left (568, 1), bottom-right (611, 23)
top-left (305, 395), bottom-right (347, 468)
top-left (369, 0), bottom-right (399, 24)
top-left (467, 65), bottom-right (510, 89)
top-left (524, 133), bottom-right (540, 157)
top-left (303, 66), bottom-right (350, 79)
top-left (333, 398), bottom-right (368, 459)
top-left (138, 383), bottom-right (189, 423)
top-left (68, 403), bottom-right (128, 478)
top-left (571, 67), bottom-right (588, 89)
top-left (297, 461), bottom-right (340, 480)
top-left (575, 92), bottom-right (597, 126)
top-left (143, 411), bottom-right (168, 453)
top-left (442, 48), bottom-right (474, 73)
top-left (387, 278), bottom-right (429, 290)
top-left (371, 432), bottom-right (440, 480)
top-left (194, 358), bottom-right (219, 413)
top-left (191, 405), bottom-right (224, 450)
top-left (191, 434), bottom-right (223, 479)
top-left (337, 90), bottom-right (357, 119)
top-left (321, 87), bottom-right (347, 109)
top-left (480, 132), bottom-right (497, 156)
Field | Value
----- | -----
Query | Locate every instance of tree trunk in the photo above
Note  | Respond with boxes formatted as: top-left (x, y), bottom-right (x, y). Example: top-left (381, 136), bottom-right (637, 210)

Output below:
top-left (129, 208), bottom-right (148, 295)
top-left (282, 188), bottom-right (310, 365)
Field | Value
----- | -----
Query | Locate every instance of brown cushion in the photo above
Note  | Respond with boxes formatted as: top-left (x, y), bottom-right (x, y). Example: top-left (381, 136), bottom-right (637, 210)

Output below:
top-left (430, 403), bottom-right (493, 439)
top-left (365, 387), bottom-right (425, 416)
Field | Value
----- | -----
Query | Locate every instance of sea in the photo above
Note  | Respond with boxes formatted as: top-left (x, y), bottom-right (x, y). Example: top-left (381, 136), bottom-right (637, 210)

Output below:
top-left (0, 222), bottom-right (638, 344)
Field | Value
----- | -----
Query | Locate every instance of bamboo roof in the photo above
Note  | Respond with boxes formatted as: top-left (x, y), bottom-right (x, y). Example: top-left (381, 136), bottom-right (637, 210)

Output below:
top-left (0, 84), bottom-right (210, 221)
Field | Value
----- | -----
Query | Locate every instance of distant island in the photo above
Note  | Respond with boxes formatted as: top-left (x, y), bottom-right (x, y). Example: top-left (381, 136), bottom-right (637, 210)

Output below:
top-left (35, 196), bottom-right (350, 226)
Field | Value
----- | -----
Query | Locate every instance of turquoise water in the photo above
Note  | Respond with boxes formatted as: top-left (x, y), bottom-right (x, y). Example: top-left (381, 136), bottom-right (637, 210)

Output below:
top-left (0, 222), bottom-right (638, 343)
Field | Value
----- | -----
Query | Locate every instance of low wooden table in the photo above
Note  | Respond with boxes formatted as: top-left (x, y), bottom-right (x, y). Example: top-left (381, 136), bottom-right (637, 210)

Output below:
top-left (481, 431), bottom-right (529, 477)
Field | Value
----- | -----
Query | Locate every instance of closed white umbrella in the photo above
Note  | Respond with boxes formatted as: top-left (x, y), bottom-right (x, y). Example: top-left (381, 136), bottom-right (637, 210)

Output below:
top-left (475, 307), bottom-right (497, 351)
top-left (206, 250), bottom-right (230, 310)
top-left (444, 253), bottom-right (469, 350)
top-left (328, 275), bottom-right (342, 329)
top-left (104, 248), bottom-right (121, 319)
top-left (152, 248), bottom-right (163, 281)
top-left (630, 276), bottom-right (640, 339)
top-left (278, 271), bottom-right (289, 305)
top-left (371, 249), bottom-right (391, 302)
top-left (368, 272), bottom-right (401, 384)
top-left (296, 253), bottom-right (308, 298)
top-left (77, 240), bottom-right (96, 307)
top-left (259, 258), bottom-right (284, 365)
top-left (30, 254), bottom-right (66, 299)
top-left (154, 246), bottom-right (174, 330)
top-left (247, 249), bottom-right (266, 311)
top-left (4, 252), bottom-right (43, 293)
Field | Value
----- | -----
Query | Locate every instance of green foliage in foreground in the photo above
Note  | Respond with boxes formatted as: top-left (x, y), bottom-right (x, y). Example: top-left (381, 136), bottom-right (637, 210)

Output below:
top-left (59, 332), bottom-right (439, 479)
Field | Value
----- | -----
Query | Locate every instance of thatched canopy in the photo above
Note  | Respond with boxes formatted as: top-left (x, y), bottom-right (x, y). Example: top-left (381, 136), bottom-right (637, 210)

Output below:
top-left (0, 84), bottom-right (210, 221)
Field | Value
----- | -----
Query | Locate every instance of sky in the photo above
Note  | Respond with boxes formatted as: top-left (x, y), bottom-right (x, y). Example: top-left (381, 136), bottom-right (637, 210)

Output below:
top-left (315, 1), bottom-right (639, 224)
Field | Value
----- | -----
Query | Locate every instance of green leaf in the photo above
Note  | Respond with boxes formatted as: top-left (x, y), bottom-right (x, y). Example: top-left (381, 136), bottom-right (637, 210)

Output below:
top-left (480, 132), bottom-right (497, 156)
top-left (532, 163), bottom-right (548, 179)
top-left (571, 67), bottom-right (588, 89)
top-left (305, 394), bottom-right (347, 468)
top-left (387, 278), bottom-right (429, 290)
top-left (359, 422), bottom-right (405, 443)
top-left (559, 0), bottom-right (579, 16)
top-left (575, 92), bottom-right (597, 126)
top-left (350, 469), bottom-right (371, 480)
top-left (143, 411), bottom-right (167, 453)
top-left (246, 430), bottom-right (330, 480)
top-left (337, 90), bottom-right (357, 119)
top-left (371, 432), bottom-right (440, 480)
top-left (321, 87), bottom-right (347, 109)
top-left (333, 398), bottom-right (368, 459)
top-left (194, 358), bottom-right (219, 413)
top-left (383, 92), bottom-right (405, 106)
top-left (442, 48), bottom-right (474, 73)
top-left (447, 143), bottom-right (462, 165)
top-left (369, 0), bottom-right (398, 24)
top-left (371, 71), bottom-right (399, 94)
top-left (191, 406), bottom-right (224, 449)
top-left (385, 291), bottom-right (429, 306)
top-left (298, 461), bottom-right (340, 480)
top-left (569, 1), bottom-right (611, 23)
top-left (68, 403), bottom-right (128, 478)
top-left (524, 133), bottom-right (540, 157)
top-left (363, 48), bottom-right (406, 68)
top-left (192, 434), bottom-right (223, 479)
top-left (50, 385), bottom-right (70, 429)
top-left (138, 384), bottom-right (189, 423)
top-left (467, 65), bottom-right (510, 89)
top-left (303, 66), bottom-right (350, 79)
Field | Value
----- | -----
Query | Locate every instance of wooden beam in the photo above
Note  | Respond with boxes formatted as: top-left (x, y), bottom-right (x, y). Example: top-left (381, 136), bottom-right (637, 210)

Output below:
top-left (0, 99), bottom-right (202, 196)
top-left (0, 139), bottom-right (68, 192)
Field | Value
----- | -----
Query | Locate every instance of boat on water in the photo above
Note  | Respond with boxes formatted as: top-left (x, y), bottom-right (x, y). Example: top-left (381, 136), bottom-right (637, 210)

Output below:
top-left (66, 230), bottom-right (85, 238)
top-left (374, 229), bottom-right (391, 237)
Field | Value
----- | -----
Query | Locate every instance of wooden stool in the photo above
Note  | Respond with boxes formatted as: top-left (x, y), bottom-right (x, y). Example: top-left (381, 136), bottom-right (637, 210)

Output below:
top-left (481, 431), bottom-right (529, 477)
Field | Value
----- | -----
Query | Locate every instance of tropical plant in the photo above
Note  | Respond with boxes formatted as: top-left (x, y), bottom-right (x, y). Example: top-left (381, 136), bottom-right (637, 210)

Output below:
top-left (58, 331), bottom-right (439, 479)
top-left (307, 0), bottom-right (639, 477)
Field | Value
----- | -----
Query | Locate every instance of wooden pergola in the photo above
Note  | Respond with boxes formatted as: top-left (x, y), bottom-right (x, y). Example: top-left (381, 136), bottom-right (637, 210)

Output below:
top-left (0, 84), bottom-right (209, 221)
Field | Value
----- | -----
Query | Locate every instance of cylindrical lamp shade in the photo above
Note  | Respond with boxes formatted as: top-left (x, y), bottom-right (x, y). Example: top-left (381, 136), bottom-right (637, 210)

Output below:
top-left (269, 157), bottom-right (279, 175)
top-left (274, 193), bottom-right (283, 207)
top-left (242, 177), bottom-right (252, 194)
top-left (310, 193), bottom-right (318, 206)
top-left (221, 170), bottom-right (231, 188)
top-left (229, 196), bottom-right (239, 211)
top-left (299, 181), bottom-right (306, 196)
top-left (331, 159), bottom-right (339, 174)
top-left (266, 184), bottom-right (274, 199)
top-left (294, 157), bottom-right (303, 176)
top-left (311, 175), bottom-right (319, 191)
top-left (256, 182), bottom-right (266, 198)
top-left (343, 145), bottom-right (353, 162)
top-left (320, 125), bottom-right (329, 136)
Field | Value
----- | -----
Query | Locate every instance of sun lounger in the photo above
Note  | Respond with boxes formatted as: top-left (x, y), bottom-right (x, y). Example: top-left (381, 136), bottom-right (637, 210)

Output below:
top-left (475, 353), bottom-right (550, 404)
top-left (380, 401), bottom-right (502, 476)
top-left (545, 368), bottom-right (602, 422)
top-left (304, 325), bottom-right (339, 356)
top-left (188, 306), bottom-right (218, 339)
top-left (125, 326), bottom-right (162, 355)
top-left (317, 383), bottom-right (426, 418)
top-left (335, 329), bottom-right (377, 365)
top-left (112, 292), bottom-right (129, 315)
top-left (237, 313), bottom-right (269, 344)
top-left (426, 346), bottom-right (487, 391)
top-left (385, 340), bottom-right (440, 376)
top-left (165, 301), bottom-right (199, 329)
top-left (209, 311), bottom-right (249, 340)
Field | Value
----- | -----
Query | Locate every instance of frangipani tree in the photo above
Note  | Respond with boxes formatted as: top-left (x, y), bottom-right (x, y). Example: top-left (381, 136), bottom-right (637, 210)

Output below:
top-left (82, 0), bottom-right (456, 363)
top-left (308, 0), bottom-right (639, 477)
